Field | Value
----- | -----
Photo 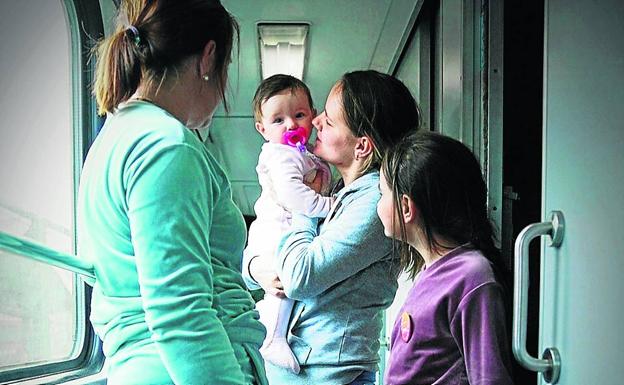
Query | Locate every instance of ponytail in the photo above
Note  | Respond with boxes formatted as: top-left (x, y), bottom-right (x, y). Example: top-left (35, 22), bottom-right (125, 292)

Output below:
top-left (93, 28), bottom-right (142, 115)
top-left (92, 0), bottom-right (239, 116)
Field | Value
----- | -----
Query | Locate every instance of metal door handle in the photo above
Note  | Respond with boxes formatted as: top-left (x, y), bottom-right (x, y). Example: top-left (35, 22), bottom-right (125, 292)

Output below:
top-left (513, 211), bottom-right (564, 383)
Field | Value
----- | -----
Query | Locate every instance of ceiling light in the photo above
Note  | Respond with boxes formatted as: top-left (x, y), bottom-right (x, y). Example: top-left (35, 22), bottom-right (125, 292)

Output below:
top-left (257, 23), bottom-right (309, 80)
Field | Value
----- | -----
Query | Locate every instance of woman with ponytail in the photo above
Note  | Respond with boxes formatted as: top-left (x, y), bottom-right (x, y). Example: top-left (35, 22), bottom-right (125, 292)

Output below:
top-left (77, 1), bottom-right (267, 384)
top-left (377, 131), bottom-right (514, 385)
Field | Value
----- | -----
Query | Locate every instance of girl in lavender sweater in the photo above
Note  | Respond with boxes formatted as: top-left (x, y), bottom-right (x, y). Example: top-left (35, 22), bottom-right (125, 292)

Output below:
top-left (377, 131), bottom-right (514, 385)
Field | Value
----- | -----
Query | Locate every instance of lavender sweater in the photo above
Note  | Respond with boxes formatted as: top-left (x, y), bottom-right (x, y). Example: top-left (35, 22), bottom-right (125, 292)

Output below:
top-left (385, 246), bottom-right (514, 385)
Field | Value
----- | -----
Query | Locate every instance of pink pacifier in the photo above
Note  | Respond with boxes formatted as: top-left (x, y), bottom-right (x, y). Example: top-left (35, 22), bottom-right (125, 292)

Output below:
top-left (282, 127), bottom-right (308, 152)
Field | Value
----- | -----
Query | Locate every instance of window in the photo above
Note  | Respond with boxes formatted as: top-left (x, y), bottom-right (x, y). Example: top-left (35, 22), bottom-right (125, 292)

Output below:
top-left (0, 0), bottom-right (79, 372)
top-left (0, 0), bottom-right (104, 382)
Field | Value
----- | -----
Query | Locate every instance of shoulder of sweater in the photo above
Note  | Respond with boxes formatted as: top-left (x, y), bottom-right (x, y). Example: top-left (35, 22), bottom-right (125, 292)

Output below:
top-left (439, 249), bottom-right (498, 289)
top-left (114, 101), bottom-right (199, 148)
top-left (337, 174), bottom-right (381, 204)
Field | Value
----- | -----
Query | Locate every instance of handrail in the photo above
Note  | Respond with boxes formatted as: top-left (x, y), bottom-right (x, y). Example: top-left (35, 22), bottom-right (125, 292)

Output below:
top-left (512, 211), bottom-right (564, 383)
top-left (0, 231), bottom-right (95, 284)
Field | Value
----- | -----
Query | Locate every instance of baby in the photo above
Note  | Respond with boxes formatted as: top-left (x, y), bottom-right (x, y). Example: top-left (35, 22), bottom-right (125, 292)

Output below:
top-left (244, 74), bottom-right (332, 373)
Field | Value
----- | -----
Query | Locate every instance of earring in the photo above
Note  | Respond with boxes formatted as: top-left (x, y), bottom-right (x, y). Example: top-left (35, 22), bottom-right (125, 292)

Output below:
top-left (202, 74), bottom-right (210, 81)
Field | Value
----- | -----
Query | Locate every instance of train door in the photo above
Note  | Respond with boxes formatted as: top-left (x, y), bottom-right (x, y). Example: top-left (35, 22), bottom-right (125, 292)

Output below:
top-left (513, 0), bottom-right (624, 383)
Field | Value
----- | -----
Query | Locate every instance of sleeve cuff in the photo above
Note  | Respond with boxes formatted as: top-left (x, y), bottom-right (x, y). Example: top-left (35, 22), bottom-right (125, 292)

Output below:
top-left (241, 253), bottom-right (262, 290)
top-left (291, 213), bottom-right (320, 229)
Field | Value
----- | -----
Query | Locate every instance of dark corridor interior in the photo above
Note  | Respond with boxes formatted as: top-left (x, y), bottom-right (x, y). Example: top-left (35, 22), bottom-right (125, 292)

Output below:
top-left (503, 0), bottom-right (545, 384)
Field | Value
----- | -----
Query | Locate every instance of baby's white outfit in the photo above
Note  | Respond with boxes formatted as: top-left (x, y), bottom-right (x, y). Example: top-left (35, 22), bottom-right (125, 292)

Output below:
top-left (244, 142), bottom-right (332, 374)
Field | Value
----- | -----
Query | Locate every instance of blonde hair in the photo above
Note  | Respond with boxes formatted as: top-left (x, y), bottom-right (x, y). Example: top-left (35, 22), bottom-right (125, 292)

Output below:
top-left (337, 70), bottom-right (420, 174)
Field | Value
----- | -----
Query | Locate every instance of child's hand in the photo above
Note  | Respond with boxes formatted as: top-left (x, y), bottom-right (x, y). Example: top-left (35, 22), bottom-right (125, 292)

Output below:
top-left (249, 254), bottom-right (286, 298)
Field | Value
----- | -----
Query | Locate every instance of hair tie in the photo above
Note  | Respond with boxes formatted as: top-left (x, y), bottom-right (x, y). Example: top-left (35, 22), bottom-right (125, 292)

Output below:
top-left (125, 25), bottom-right (141, 47)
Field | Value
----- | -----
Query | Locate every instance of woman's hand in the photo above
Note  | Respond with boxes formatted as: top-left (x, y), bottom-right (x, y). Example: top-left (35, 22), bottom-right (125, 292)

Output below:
top-left (249, 254), bottom-right (286, 298)
top-left (305, 169), bottom-right (325, 193)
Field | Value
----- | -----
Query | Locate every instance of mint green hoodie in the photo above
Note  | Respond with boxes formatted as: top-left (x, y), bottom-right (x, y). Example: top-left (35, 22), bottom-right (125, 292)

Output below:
top-left (77, 101), bottom-right (266, 385)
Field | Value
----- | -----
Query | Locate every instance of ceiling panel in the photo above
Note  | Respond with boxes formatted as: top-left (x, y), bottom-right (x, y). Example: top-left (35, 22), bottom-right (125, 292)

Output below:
top-left (218, 0), bottom-right (395, 117)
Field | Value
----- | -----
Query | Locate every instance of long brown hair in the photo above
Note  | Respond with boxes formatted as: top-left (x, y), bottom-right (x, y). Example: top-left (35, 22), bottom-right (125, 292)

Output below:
top-left (93, 0), bottom-right (239, 115)
top-left (382, 131), bottom-right (507, 285)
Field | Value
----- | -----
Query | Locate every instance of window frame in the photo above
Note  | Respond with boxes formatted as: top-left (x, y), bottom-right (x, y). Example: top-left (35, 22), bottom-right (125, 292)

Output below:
top-left (0, 0), bottom-right (105, 383)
